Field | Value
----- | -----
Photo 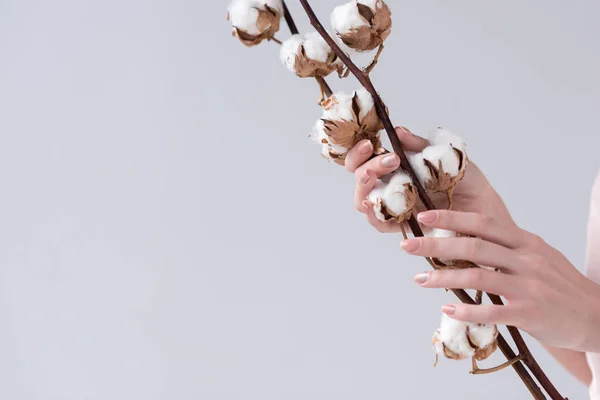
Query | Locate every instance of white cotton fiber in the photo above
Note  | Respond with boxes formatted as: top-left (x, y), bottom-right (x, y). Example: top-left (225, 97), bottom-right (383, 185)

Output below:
top-left (227, 0), bottom-right (262, 35)
top-left (422, 145), bottom-right (461, 177)
top-left (331, 1), bottom-right (369, 35)
top-left (438, 314), bottom-right (476, 359)
top-left (302, 32), bottom-right (333, 63)
top-left (280, 34), bottom-right (304, 72)
top-left (429, 127), bottom-right (466, 152)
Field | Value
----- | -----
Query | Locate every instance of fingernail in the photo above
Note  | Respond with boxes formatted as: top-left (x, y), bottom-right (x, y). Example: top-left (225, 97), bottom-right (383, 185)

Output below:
top-left (401, 238), bottom-right (421, 252)
top-left (362, 200), bottom-right (370, 212)
top-left (360, 170), bottom-right (372, 185)
top-left (381, 154), bottom-right (399, 168)
top-left (359, 141), bottom-right (373, 155)
top-left (414, 273), bottom-right (428, 284)
top-left (418, 211), bottom-right (438, 225)
top-left (441, 305), bottom-right (456, 316)
top-left (400, 126), bottom-right (413, 136)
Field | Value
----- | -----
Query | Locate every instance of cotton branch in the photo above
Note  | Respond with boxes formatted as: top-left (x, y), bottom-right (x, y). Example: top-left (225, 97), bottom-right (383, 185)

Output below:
top-left (295, 1), bottom-right (567, 399)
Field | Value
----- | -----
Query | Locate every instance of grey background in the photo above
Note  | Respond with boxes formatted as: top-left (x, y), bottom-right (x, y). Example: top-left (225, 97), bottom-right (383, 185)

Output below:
top-left (0, 0), bottom-right (598, 399)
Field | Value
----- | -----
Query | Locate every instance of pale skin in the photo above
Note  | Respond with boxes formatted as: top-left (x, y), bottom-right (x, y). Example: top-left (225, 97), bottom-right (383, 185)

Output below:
top-left (346, 127), bottom-right (600, 386)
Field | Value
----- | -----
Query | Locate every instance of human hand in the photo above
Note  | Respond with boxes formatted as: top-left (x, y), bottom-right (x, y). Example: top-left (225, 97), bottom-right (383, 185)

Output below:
top-left (403, 209), bottom-right (600, 352)
top-left (345, 127), bottom-right (514, 232)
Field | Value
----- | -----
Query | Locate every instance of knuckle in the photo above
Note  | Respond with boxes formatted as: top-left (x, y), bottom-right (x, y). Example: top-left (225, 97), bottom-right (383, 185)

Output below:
top-left (422, 237), bottom-right (435, 252)
top-left (481, 307), bottom-right (498, 322)
top-left (466, 268), bottom-right (485, 287)
top-left (525, 233), bottom-right (546, 249)
top-left (523, 253), bottom-right (547, 271)
top-left (466, 237), bottom-right (486, 257)
top-left (475, 214), bottom-right (493, 231)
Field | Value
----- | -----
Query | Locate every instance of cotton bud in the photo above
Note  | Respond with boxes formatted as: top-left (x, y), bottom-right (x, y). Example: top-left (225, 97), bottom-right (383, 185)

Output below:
top-left (331, 0), bottom-right (392, 52)
top-left (227, 0), bottom-right (283, 47)
top-left (310, 88), bottom-right (385, 165)
top-left (312, 120), bottom-right (350, 165)
top-left (367, 171), bottom-right (417, 223)
top-left (280, 32), bottom-right (344, 78)
top-left (432, 314), bottom-right (498, 364)
top-left (407, 129), bottom-right (468, 202)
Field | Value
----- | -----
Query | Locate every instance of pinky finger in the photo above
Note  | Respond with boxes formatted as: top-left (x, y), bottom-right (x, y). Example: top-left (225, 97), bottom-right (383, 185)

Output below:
top-left (442, 303), bottom-right (525, 328)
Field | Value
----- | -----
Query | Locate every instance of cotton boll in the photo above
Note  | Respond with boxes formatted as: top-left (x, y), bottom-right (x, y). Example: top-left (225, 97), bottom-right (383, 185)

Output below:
top-left (302, 32), bottom-right (333, 63)
top-left (367, 171), bottom-right (416, 222)
top-left (367, 179), bottom-right (387, 220)
top-left (331, 0), bottom-right (392, 52)
top-left (310, 120), bottom-right (347, 154)
top-left (320, 144), bottom-right (345, 165)
top-left (331, 1), bottom-right (368, 35)
top-left (280, 34), bottom-right (305, 72)
top-left (406, 151), bottom-right (430, 185)
top-left (432, 228), bottom-right (456, 238)
top-left (354, 88), bottom-right (375, 119)
top-left (263, 0), bottom-right (283, 14)
top-left (429, 127), bottom-right (466, 152)
top-left (422, 145), bottom-right (461, 177)
top-left (227, 0), bottom-right (282, 46)
top-left (433, 314), bottom-right (498, 363)
top-left (423, 227), bottom-right (457, 239)
top-left (438, 314), bottom-right (476, 359)
top-left (322, 92), bottom-right (355, 122)
top-left (468, 323), bottom-right (497, 349)
top-left (315, 89), bottom-right (383, 163)
top-left (228, 0), bottom-right (262, 35)
top-left (358, 0), bottom-right (381, 10)
top-left (381, 172), bottom-right (413, 217)
top-left (280, 32), bottom-right (344, 78)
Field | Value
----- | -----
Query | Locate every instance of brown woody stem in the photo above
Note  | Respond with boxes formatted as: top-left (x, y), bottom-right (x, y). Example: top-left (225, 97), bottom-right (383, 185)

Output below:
top-left (488, 293), bottom-right (566, 399)
top-left (282, 1), bottom-right (299, 35)
top-left (471, 355), bottom-right (523, 375)
top-left (315, 76), bottom-right (333, 99)
top-left (365, 44), bottom-right (385, 74)
top-left (296, 1), bottom-right (566, 399)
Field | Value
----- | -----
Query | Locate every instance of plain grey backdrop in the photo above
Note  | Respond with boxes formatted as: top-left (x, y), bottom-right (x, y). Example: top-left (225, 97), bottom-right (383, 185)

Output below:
top-left (1, 0), bottom-right (599, 399)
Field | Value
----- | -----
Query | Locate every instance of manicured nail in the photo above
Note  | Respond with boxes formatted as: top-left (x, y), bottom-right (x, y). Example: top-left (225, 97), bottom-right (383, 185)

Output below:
top-left (418, 211), bottom-right (438, 225)
top-left (401, 238), bottom-right (421, 252)
top-left (399, 126), bottom-right (413, 136)
top-left (414, 273), bottom-right (428, 284)
top-left (362, 200), bottom-right (370, 212)
top-left (360, 170), bottom-right (372, 185)
top-left (441, 305), bottom-right (456, 315)
top-left (381, 154), bottom-right (399, 168)
top-left (359, 141), bottom-right (373, 155)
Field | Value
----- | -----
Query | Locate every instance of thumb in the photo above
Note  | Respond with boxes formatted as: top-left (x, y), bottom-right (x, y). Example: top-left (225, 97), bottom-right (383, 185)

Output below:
top-left (395, 126), bottom-right (429, 152)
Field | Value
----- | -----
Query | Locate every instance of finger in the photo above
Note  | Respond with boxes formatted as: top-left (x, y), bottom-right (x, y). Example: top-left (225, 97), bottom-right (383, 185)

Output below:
top-left (441, 303), bottom-right (524, 327)
top-left (395, 126), bottom-right (430, 152)
top-left (414, 269), bottom-right (518, 298)
top-left (417, 210), bottom-right (525, 249)
top-left (354, 170), bottom-right (377, 212)
top-left (401, 237), bottom-right (521, 272)
top-left (363, 201), bottom-right (404, 233)
top-left (354, 152), bottom-right (401, 181)
top-left (345, 140), bottom-right (374, 173)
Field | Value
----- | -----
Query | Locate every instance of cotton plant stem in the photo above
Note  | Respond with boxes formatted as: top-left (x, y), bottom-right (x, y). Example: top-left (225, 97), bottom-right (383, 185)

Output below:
top-left (487, 293), bottom-right (566, 399)
top-left (295, 1), bottom-right (567, 399)
top-left (296, 0), bottom-right (434, 210)
top-left (282, 1), bottom-right (299, 35)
